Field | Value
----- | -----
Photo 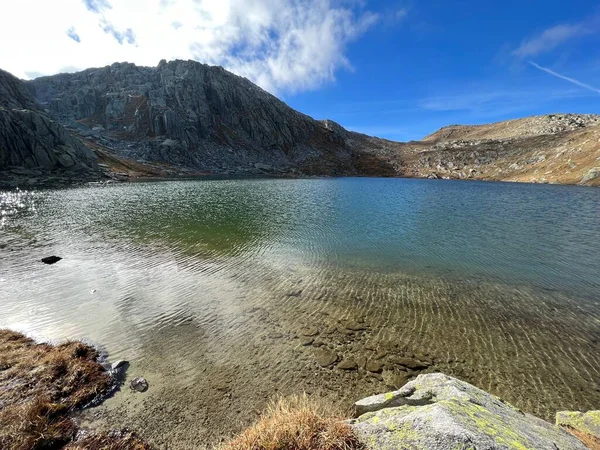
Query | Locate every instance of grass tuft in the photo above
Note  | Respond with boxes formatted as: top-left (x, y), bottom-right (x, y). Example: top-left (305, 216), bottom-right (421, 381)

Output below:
top-left (220, 394), bottom-right (363, 450)
top-left (562, 425), bottom-right (600, 450)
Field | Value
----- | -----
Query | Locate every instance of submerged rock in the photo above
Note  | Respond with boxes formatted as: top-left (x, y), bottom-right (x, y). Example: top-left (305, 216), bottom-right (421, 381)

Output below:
top-left (313, 349), bottom-right (338, 367)
top-left (337, 358), bottom-right (358, 371)
top-left (41, 256), bottom-right (62, 265)
top-left (351, 373), bottom-right (586, 450)
top-left (299, 337), bottom-right (314, 346)
top-left (388, 356), bottom-right (430, 370)
top-left (130, 377), bottom-right (149, 393)
top-left (381, 369), bottom-right (410, 389)
top-left (365, 360), bottom-right (384, 373)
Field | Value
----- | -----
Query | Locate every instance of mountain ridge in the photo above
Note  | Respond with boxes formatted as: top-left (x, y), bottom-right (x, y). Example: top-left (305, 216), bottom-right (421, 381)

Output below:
top-left (1, 60), bottom-right (599, 187)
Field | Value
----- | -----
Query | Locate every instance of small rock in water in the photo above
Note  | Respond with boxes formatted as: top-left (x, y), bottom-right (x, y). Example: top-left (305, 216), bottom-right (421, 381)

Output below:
top-left (357, 355), bottom-right (367, 369)
top-left (382, 369), bottom-right (410, 389)
top-left (300, 337), bottom-right (314, 346)
top-left (301, 327), bottom-right (319, 337)
top-left (365, 360), bottom-right (384, 373)
top-left (41, 256), bottom-right (62, 265)
top-left (343, 320), bottom-right (368, 331)
top-left (337, 358), bottom-right (358, 371)
top-left (391, 356), bottom-right (430, 370)
top-left (314, 349), bottom-right (338, 367)
top-left (130, 377), bottom-right (149, 392)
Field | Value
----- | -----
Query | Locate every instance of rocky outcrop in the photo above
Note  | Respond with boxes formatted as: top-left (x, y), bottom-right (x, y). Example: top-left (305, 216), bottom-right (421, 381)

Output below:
top-left (351, 373), bottom-right (588, 450)
top-left (0, 69), bottom-right (99, 187)
top-left (28, 60), bottom-right (387, 176)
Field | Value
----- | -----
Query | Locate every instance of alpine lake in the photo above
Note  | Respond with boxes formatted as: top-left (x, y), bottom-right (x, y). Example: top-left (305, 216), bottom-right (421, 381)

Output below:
top-left (1, 177), bottom-right (599, 449)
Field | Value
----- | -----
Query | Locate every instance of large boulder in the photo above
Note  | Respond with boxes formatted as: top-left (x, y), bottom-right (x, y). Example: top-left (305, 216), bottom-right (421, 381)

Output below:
top-left (580, 167), bottom-right (600, 185)
top-left (351, 373), bottom-right (587, 450)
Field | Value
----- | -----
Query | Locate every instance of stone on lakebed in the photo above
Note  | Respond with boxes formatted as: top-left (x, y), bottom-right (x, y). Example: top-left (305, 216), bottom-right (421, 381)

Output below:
top-left (41, 256), bottom-right (62, 265)
top-left (130, 377), bottom-right (149, 393)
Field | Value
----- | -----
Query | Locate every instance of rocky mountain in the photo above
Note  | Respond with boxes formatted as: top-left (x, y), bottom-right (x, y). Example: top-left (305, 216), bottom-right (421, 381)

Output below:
top-left (0, 69), bottom-right (99, 187)
top-left (396, 114), bottom-right (600, 186)
top-left (28, 60), bottom-right (394, 177)
top-left (1, 59), bottom-right (598, 187)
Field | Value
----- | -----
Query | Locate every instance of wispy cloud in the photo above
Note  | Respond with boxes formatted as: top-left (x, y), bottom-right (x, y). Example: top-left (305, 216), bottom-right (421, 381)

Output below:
top-left (100, 19), bottom-right (135, 45)
top-left (528, 61), bottom-right (600, 94)
top-left (66, 27), bottom-right (81, 43)
top-left (394, 8), bottom-right (408, 22)
top-left (513, 24), bottom-right (588, 58)
top-left (82, 0), bottom-right (112, 14)
top-left (419, 86), bottom-right (593, 116)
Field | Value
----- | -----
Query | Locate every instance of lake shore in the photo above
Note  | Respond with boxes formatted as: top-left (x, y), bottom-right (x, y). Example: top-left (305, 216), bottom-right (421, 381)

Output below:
top-left (0, 329), bottom-right (149, 449)
top-left (2, 329), bottom-right (597, 450)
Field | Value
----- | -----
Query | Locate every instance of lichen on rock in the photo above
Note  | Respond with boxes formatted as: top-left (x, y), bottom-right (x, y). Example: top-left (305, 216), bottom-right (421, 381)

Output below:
top-left (351, 373), bottom-right (587, 450)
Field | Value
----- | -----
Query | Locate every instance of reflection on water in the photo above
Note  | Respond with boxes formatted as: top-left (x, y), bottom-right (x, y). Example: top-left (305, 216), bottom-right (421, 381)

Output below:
top-left (1, 178), bottom-right (599, 448)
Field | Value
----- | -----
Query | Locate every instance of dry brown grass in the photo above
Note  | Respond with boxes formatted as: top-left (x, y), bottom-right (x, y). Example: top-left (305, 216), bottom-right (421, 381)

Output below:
top-left (219, 394), bottom-right (363, 450)
top-left (0, 329), bottom-right (115, 450)
top-left (562, 426), bottom-right (600, 450)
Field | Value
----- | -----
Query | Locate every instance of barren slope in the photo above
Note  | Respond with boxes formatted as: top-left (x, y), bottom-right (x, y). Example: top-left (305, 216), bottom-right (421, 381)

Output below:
top-left (368, 114), bottom-right (600, 186)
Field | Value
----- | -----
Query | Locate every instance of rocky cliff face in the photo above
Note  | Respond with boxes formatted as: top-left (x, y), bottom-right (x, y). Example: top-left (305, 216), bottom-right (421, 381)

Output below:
top-left (0, 69), bottom-right (99, 186)
top-left (29, 60), bottom-right (389, 176)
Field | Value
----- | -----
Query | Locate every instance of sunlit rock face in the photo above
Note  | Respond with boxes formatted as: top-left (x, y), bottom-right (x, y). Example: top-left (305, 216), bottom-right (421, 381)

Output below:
top-left (28, 60), bottom-right (380, 176)
top-left (351, 373), bottom-right (588, 450)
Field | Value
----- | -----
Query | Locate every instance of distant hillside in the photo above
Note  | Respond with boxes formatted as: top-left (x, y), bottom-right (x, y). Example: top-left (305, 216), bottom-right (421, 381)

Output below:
top-left (396, 114), bottom-right (600, 186)
top-left (27, 60), bottom-right (395, 177)
top-left (423, 114), bottom-right (600, 142)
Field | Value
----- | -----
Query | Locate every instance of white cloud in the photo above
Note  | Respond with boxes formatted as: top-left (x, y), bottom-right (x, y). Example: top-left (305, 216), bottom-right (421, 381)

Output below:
top-left (513, 22), bottom-right (592, 58)
top-left (394, 8), bottom-right (408, 21)
top-left (0, 0), bottom-right (379, 94)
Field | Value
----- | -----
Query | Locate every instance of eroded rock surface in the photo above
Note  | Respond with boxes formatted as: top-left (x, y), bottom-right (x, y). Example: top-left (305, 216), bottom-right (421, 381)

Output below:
top-left (0, 68), bottom-right (99, 187)
top-left (28, 60), bottom-right (396, 176)
top-left (351, 373), bottom-right (587, 450)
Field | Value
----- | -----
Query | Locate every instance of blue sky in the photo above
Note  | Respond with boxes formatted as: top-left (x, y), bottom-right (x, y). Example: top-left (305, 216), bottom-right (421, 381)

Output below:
top-left (288, 1), bottom-right (600, 140)
top-left (0, 0), bottom-right (598, 141)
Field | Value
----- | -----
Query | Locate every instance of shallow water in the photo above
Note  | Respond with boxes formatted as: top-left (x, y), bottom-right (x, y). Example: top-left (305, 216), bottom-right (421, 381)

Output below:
top-left (1, 178), bottom-right (599, 448)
